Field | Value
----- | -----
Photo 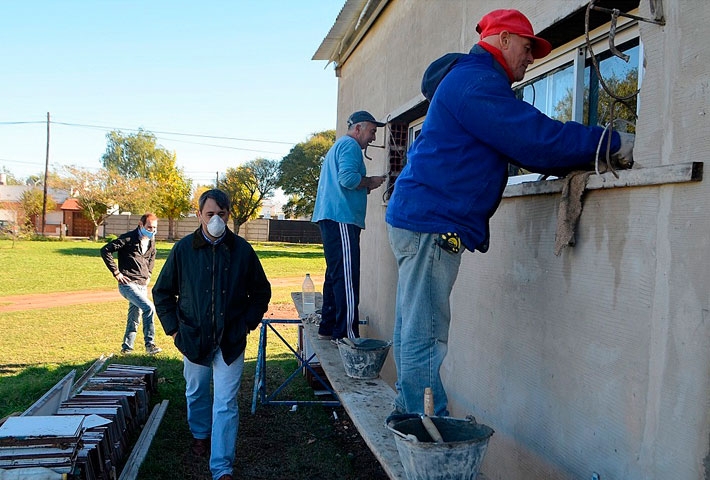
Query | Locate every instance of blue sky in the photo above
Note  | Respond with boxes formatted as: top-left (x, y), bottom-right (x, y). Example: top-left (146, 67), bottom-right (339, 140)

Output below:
top-left (0, 1), bottom-right (342, 186)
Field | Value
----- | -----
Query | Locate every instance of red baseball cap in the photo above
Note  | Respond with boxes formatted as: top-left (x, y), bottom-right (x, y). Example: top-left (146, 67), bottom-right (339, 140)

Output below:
top-left (476, 9), bottom-right (552, 59)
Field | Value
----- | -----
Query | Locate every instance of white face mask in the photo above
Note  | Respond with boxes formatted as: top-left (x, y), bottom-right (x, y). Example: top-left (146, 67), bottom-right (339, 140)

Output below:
top-left (206, 215), bottom-right (226, 238)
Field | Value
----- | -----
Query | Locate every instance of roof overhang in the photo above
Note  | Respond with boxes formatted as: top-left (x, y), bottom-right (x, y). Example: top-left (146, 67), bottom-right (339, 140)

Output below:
top-left (312, 0), bottom-right (390, 70)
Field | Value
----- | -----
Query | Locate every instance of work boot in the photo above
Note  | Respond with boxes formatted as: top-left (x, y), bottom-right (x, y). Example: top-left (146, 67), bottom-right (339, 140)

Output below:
top-left (145, 344), bottom-right (162, 355)
top-left (191, 437), bottom-right (210, 457)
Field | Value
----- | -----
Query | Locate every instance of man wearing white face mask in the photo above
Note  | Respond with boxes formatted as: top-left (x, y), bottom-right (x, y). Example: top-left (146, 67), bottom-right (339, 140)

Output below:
top-left (101, 212), bottom-right (161, 355)
top-left (153, 189), bottom-right (271, 480)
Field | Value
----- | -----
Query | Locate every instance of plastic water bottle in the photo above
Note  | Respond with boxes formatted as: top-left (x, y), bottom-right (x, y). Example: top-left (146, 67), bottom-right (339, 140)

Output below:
top-left (302, 273), bottom-right (316, 315)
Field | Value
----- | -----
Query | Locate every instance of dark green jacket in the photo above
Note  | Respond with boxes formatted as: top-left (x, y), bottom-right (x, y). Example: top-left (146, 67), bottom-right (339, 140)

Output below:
top-left (153, 227), bottom-right (271, 366)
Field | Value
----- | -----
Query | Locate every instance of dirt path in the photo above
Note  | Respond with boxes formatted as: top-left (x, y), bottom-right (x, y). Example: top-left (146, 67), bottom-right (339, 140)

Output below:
top-left (0, 275), bottom-right (316, 315)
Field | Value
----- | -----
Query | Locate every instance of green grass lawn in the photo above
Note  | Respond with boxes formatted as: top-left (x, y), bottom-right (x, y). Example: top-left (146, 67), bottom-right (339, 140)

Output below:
top-left (0, 238), bottom-right (325, 304)
top-left (0, 239), bottom-right (386, 480)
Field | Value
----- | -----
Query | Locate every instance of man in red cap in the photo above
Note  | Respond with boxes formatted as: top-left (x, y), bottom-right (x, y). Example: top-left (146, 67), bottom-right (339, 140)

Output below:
top-left (386, 9), bottom-right (635, 418)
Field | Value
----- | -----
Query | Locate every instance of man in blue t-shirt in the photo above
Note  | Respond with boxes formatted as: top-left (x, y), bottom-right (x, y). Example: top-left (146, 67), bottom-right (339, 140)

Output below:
top-left (312, 110), bottom-right (387, 341)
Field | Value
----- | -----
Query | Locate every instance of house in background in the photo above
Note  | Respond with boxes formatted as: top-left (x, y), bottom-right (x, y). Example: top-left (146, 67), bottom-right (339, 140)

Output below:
top-left (259, 198), bottom-right (285, 220)
top-left (0, 182), bottom-right (72, 236)
top-left (59, 197), bottom-right (99, 237)
top-left (315, 1), bottom-right (708, 479)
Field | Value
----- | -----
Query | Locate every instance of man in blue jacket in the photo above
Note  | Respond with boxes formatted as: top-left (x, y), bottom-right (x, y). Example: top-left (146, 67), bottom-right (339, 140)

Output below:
top-left (153, 189), bottom-right (271, 480)
top-left (386, 9), bottom-right (635, 417)
top-left (312, 111), bottom-right (387, 341)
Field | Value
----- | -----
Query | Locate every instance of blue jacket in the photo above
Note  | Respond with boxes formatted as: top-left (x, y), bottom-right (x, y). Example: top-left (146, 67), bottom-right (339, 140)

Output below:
top-left (153, 227), bottom-right (271, 366)
top-left (312, 135), bottom-right (368, 229)
top-left (386, 44), bottom-right (621, 252)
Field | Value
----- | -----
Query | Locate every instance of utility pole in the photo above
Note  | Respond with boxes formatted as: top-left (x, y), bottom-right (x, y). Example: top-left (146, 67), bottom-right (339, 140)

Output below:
top-left (41, 112), bottom-right (50, 236)
top-left (215, 171), bottom-right (219, 187)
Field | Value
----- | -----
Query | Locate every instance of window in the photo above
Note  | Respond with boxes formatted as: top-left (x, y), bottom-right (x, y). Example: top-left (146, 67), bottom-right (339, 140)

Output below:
top-left (408, 118), bottom-right (424, 147)
top-left (516, 41), bottom-right (639, 128)
top-left (509, 18), bottom-right (640, 178)
top-left (382, 117), bottom-right (424, 200)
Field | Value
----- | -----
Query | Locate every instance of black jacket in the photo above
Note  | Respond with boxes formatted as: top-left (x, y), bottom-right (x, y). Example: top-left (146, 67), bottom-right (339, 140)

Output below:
top-left (152, 227), bottom-right (271, 366)
top-left (100, 228), bottom-right (155, 285)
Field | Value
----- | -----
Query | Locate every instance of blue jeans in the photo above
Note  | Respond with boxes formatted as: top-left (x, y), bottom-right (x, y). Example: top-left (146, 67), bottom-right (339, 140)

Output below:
top-left (183, 349), bottom-right (244, 480)
top-left (388, 225), bottom-right (463, 416)
top-left (118, 283), bottom-right (156, 350)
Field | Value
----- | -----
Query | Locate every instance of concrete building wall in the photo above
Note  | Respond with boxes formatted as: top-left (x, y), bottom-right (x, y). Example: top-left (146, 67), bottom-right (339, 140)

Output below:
top-left (328, 1), bottom-right (710, 478)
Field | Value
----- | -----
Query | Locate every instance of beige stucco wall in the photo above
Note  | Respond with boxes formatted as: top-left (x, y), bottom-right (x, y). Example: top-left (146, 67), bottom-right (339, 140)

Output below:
top-left (331, 1), bottom-right (710, 479)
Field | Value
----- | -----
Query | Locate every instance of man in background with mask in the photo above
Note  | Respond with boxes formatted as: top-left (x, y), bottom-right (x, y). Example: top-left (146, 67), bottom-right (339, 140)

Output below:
top-left (153, 188), bottom-right (271, 480)
top-left (101, 212), bottom-right (161, 355)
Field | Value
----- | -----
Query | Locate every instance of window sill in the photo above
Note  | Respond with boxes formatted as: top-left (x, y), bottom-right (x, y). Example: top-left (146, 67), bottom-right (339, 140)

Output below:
top-left (503, 162), bottom-right (703, 199)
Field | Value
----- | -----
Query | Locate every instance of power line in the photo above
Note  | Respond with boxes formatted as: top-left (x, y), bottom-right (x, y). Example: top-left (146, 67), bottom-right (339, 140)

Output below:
top-left (51, 121), bottom-right (298, 146)
top-left (154, 136), bottom-right (286, 155)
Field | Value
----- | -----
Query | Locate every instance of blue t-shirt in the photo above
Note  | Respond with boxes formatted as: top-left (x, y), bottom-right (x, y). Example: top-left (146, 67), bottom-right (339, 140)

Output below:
top-left (312, 135), bottom-right (368, 229)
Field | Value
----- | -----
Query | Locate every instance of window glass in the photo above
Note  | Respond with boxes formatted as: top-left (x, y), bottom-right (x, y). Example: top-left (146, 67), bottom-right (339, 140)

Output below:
top-left (520, 63), bottom-right (575, 122)
top-left (517, 40), bottom-right (639, 130)
top-left (585, 41), bottom-right (639, 132)
top-left (408, 120), bottom-right (424, 148)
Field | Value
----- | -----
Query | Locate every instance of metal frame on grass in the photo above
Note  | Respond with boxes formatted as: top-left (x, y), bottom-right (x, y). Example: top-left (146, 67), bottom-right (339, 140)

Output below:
top-left (251, 318), bottom-right (340, 414)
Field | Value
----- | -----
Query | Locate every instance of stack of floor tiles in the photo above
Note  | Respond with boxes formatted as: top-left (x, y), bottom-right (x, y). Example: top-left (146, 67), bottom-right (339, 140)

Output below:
top-left (0, 415), bottom-right (84, 477)
top-left (0, 363), bottom-right (158, 480)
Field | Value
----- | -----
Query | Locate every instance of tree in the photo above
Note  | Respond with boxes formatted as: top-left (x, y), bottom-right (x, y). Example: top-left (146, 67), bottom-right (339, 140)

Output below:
top-left (192, 184), bottom-right (213, 213)
top-left (219, 158), bottom-right (279, 234)
top-left (554, 69), bottom-right (638, 132)
top-left (277, 130), bottom-right (335, 219)
top-left (102, 129), bottom-right (162, 179)
top-left (19, 188), bottom-right (56, 234)
top-left (101, 129), bottom-right (193, 232)
top-left (59, 166), bottom-right (140, 241)
top-left (149, 153), bottom-right (193, 240)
